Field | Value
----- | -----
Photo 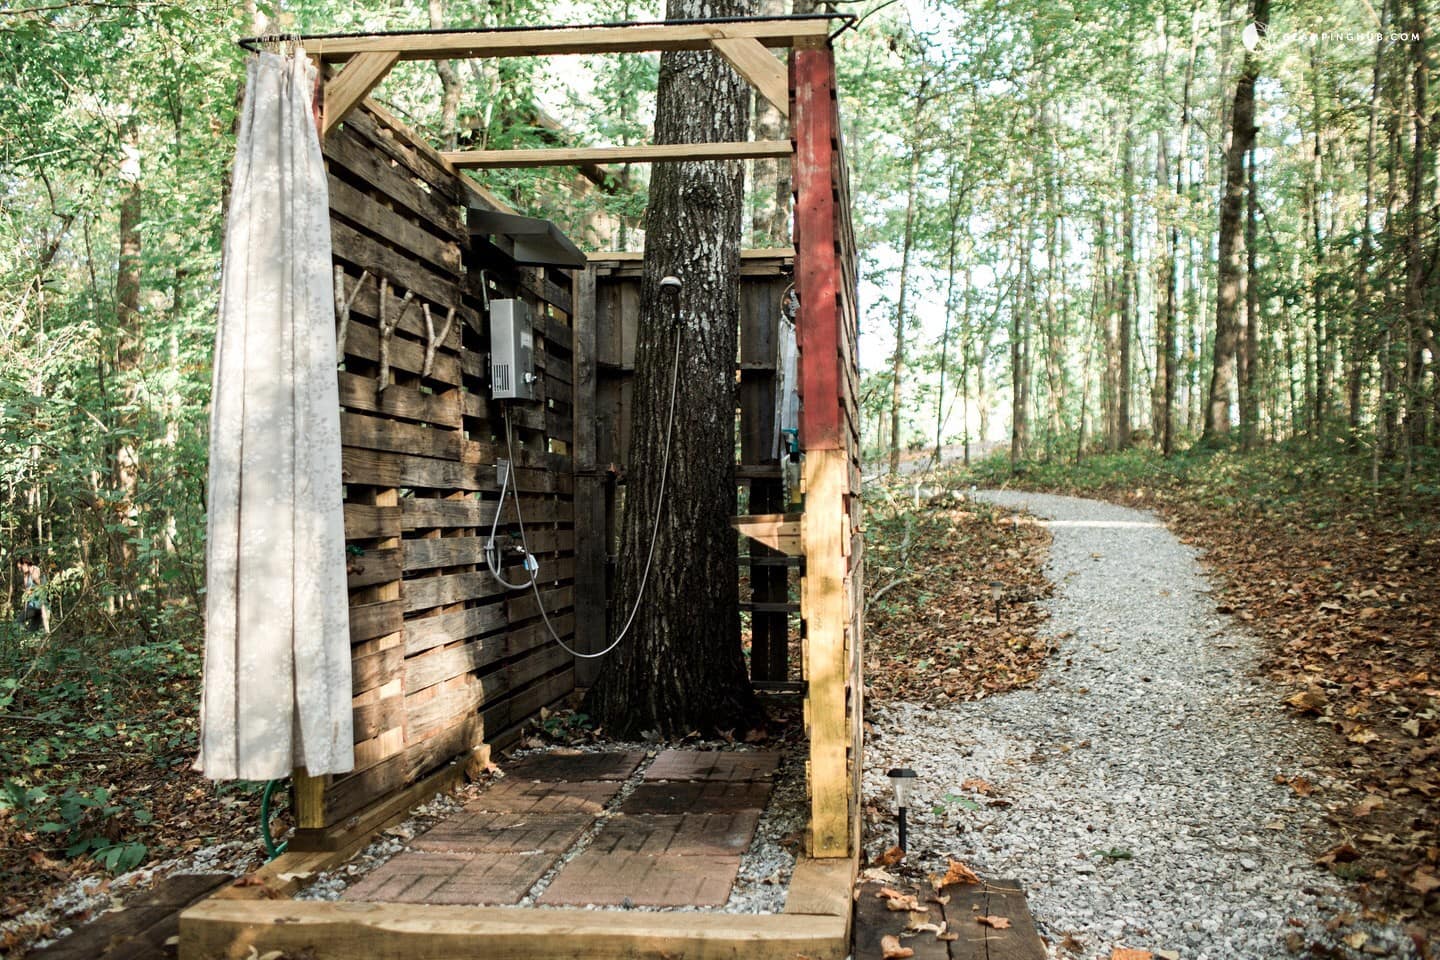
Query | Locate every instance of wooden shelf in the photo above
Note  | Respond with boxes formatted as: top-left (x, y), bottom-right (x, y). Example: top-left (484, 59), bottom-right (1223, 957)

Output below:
top-left (730, 512), bottom-right (801, 556)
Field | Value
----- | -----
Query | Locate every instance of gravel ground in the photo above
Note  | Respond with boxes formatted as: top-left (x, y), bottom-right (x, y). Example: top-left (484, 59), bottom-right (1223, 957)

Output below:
top-left (864, 490), bottom-right (1415, 960)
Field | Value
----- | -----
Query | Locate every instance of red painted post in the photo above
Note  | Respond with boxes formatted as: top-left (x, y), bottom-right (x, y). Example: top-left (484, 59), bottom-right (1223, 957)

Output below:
top-left (792, 47), bottom-right (843, 453)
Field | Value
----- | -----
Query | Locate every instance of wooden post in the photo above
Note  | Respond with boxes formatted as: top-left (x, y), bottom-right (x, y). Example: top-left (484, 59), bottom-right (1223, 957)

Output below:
top-left (572, 265), bottom-right (607, 684)
top-left (793, 46), bottom-right (854, 859)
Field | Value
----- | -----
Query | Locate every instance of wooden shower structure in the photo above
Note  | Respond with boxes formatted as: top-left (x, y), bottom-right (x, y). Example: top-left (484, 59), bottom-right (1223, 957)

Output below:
top-left (183, 16), bottom-right (862, 959)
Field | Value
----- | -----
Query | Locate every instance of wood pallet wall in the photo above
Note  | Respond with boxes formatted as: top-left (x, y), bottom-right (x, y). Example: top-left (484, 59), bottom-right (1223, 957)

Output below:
top-left (293, 104), bottom-right (577, 840)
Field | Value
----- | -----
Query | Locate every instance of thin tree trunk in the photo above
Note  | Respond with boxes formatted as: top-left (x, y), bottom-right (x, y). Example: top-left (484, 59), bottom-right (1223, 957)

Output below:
top-left (1350, 23), bottom-right (1387, 437)
top-left (888, 142), bottom-right (922, 476)
top-left (429, 0), bottom-right (464, 152)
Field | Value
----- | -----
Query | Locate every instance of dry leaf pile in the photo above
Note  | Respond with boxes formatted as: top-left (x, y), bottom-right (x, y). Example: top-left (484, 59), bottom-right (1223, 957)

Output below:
top-left (863, 483), bottom-right (1053, 703)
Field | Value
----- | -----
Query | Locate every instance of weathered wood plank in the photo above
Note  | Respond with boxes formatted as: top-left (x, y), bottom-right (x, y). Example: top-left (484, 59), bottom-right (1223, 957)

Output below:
top-left (332, 220), bottom-right (463, 312)
top-left (406, 643), bottom-right (570, 738)
top-left (400, 495), bottom-right (563, 529)
top-left (338, 373), bottom-right (461, 428)
top-left (328, 174), bottom-right (462, 276)
top-left (181, 899), bottom-right (847, 960)
top-left (343, 448), bottom-right (563, 493)
top-left (404, 613), bottom-right (576, 694)
top-left (345, 503), bottom-right (402, 540)
top-left (347, 547), bottom-right (401, 590)
top-left (349, 599), bottom-right (404, 643)
top-left (342, 412), bottom-right (462, 460)
top-left (323, 127), bottom-right (463, 240)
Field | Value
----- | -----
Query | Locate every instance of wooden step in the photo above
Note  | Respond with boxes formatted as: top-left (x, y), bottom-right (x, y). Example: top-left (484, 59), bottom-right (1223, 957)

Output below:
top-left (740, 601), bottom-right (800, 614)
top-left (852, 878), bottom-right (1045, 960)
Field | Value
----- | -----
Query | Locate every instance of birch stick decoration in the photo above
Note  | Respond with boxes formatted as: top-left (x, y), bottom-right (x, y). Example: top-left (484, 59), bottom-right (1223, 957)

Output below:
top-left (333, 267), bottom-right (369, 363)
top-left (376, 280), bottom-right (413, 393)
top-left (421, 302), bottom-right (457, 378)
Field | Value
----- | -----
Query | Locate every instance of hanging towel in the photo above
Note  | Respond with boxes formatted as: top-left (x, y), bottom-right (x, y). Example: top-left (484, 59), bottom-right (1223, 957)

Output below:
top-left (196, 51), bottom-right (353, 781)
top-left (773, 316), bottom-right (799, 460)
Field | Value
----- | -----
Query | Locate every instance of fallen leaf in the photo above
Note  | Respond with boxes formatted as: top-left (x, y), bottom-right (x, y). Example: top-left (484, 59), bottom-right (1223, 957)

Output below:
top-left (875, 845), bottom-right (905, 867)
top-left (1285, 687), bottom-right (1328, 714)
top-left (1343, 931), bottom-right (1369, 950)
top-left (977, 915), bottom-right (1011, 929)
top-left (940, 859), bottom-right (981, 887)
top-left (1316, 842), bottom-right (1361, 866)
top-left (880, 934), bottom-right (914, 959)
top-left (876, 887), bottom-right (924, 912)
top-left (1286, 775), bottom-right (1314, 797)
top-left (961, 777), bottom-right (998, 796)
top-left (1060, 932), bottom-right (1086, 953)
top-left (1409, 869), bottom-right (1440, 895)
top-left (1352, 796), bottom-right (1384, 817)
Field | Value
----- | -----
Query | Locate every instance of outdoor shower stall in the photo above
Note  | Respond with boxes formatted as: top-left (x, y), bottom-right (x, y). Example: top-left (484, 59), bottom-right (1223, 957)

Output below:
top-left (183, 17), bottom-right (863, 958)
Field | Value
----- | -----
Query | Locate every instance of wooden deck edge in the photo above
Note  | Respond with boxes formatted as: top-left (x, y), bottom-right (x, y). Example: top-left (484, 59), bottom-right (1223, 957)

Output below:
top-left (179, 900), bottom-right (848, 960)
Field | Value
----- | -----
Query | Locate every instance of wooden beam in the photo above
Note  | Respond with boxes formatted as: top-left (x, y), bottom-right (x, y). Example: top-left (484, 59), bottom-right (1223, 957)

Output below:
top-left (322, 51), bottom-right (399, 136)
top-left (731, 513), bottom-right (801, 556)
top-left (443, 140), bottom-right (792, 169)
top-left (313, 20), bottom-right (833, 62)
top-left (802, 448), bottom-right (851, 859)
top-left (713, 37), bottom-right (791, 119)
top-left (587, 248), bottom-right (795, 262)
top-left (181, 900), bottom-right (848, 960)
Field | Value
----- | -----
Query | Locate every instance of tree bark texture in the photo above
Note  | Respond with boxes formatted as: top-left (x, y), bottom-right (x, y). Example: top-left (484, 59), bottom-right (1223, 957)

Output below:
top-left (584, 0), bottom-right (757, 739)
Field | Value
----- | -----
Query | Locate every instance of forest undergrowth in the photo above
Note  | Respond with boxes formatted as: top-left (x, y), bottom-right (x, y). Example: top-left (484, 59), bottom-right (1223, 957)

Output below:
top-left (0, 634), bottom-right (279, 953)
top-left (862, 477), bottom-right (1053, 704)
top-left (965, 441), bottom-right (1440, 939)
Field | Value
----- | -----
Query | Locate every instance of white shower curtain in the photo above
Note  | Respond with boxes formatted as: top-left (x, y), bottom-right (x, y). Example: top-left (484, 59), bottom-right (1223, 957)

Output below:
top-left (196, 51), bottom-right (354, 782)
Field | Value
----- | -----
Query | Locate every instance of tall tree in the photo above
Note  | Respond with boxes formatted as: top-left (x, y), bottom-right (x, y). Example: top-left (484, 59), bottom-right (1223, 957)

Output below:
top-left (584, 0), bottom-right (758, 738)
top-left (1204, 0), bottom-right (1268, 441)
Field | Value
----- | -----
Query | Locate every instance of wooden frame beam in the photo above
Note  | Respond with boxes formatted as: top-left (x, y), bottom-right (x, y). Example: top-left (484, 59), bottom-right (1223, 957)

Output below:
top-left (310, 20), bottom-right (832, 62)
top-left (443, 140), bottom-right (792, 169)
top-left (712, 37), bottom-right (791, 118)
top-left (321, 51), bottom-right (399, 136)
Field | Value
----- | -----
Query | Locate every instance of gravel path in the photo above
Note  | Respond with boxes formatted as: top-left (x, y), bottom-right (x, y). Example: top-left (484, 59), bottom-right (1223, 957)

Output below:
top-left (865, 491), bottom-right (1414, 960)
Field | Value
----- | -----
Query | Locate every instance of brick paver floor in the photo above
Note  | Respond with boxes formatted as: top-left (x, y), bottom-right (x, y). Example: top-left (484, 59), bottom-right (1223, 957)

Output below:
top-left (503, 750), bottom-right (645, 782)
top-left (341, 850), bottom-right (554, 905)
top-left (537, 851), bottom-right (742, 907)
top-left (410, 811), bottom-right (593, 854)
top-left (465, 777), bottom-right (620, 814)
top-left (336, 747), bottom-right (785, 910)
top-left (586, 812), bottom-right (760, 857)
top-left (643, 749), bottom-right (781, 782)
top-left (620, 780), bottom-right (773, 815)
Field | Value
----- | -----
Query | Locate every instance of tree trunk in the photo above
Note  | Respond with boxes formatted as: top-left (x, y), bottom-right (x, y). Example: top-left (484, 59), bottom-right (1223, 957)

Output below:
top-left (583, 0), bottom-right (757, 738)
top-left (429, 0), bottom-right (464, 152)
top-left (1241, 145), bottom-right (1260, 449)
top-left (1350, 24), bottom-right (1387, 437)
top-left (1204, 0), bottom-right (1268, 441)
top-left (112, 121), bottom-right (144, 589)
top-left (888, 144), bottom-right (922, 475)
top-left (1118, 120), bottom-right (1135, 449)
top-left (1402, 0), bottom-right (1430, 465)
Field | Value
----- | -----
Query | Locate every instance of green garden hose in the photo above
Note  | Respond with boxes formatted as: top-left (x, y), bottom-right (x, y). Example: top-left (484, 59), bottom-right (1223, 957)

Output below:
top-left (260, 779), bottom-right (288, 860)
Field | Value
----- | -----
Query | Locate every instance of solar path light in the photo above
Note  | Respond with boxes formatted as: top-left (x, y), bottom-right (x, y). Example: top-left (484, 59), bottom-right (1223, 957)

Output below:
top-left (887, 767), bottom-right (918, 852)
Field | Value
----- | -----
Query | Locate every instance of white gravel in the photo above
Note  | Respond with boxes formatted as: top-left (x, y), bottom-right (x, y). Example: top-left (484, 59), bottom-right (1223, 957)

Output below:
top-left (864, 490), bottom-right (1415, 960)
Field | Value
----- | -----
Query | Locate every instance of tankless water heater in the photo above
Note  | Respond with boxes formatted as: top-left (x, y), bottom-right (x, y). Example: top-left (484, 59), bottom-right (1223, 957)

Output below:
top-left (489, 298), bottom-right (537, 401)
